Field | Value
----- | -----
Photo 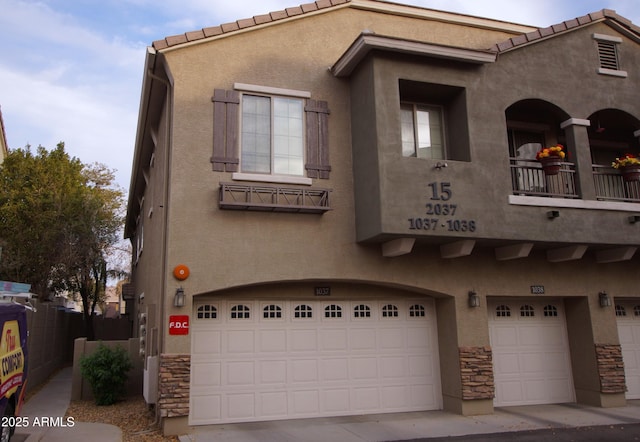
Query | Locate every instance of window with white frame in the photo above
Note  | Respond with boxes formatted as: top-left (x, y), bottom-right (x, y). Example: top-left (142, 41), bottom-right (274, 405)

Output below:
top-left (241, 94), bottom-right (304, 176)
top-left (401, 103), bottom-right (445, 159)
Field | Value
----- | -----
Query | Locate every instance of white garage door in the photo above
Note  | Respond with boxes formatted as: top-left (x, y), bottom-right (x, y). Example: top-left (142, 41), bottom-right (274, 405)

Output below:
top-left (190, 298), bottom-right (441, 425)
top-left (488, 299), bottom-right (575, 407)
top-left (615, 301), bottom-right (640, 399)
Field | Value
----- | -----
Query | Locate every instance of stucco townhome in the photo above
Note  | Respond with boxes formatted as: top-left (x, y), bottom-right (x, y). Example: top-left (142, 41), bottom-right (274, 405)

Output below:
top-left (125, 0), bottom-right (640, 435)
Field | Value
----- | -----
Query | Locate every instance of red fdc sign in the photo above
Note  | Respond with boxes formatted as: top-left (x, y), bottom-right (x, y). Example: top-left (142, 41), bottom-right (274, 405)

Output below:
top-left (169, 315), bottom-right (189, 335)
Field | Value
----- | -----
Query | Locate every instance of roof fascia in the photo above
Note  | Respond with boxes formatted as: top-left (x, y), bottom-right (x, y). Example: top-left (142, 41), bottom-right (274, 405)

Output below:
top-left (350, 0), bottom-right (535, 34)
top-left (125, 46), bottom-right (158, 238)
top-left (494, 13), bottom-right (640, 55)
top-left (155, 2), bottom-right (352, 53)
top-left (153, 0), bottom-right (534, 53)
top-left (331, 32), bottom-right (496, 77)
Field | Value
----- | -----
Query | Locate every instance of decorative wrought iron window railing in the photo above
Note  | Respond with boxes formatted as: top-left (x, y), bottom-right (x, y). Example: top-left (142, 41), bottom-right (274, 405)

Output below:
top-left (219, 182), bottom-right (331, 213)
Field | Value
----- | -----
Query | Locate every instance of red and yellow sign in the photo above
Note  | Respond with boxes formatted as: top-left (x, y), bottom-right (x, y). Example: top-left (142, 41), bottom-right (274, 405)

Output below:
top-left (0, 320), bottom-right (24, 398)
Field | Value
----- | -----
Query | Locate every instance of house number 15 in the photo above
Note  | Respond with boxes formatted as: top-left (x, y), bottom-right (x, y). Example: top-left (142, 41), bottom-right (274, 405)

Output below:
top-left (428, 182), bottom-right (452, 201)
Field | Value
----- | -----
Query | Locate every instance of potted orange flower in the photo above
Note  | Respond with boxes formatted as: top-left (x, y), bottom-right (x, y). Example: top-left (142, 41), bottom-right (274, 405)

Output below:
top-left (612, 154), bottom-right (640, 182)
top-left (536, 144), bottom-right (566, 176)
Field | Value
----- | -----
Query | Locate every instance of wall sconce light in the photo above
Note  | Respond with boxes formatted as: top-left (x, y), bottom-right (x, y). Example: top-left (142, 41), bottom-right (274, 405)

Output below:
top-left (174, 287), bottom-right (186, 308)
top-left (598, 291), bottom-right (611, 308)
top-left (434, 161), bottom-right (448, 170)
top-left (546, 210), bottom-right (560, 219)
top-left (628, 215), bottom-right (640, 224)
top-left (468, 291), bottom-right (480, 308)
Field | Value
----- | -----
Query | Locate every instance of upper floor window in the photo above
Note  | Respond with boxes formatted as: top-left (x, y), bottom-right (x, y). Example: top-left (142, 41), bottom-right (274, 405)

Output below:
top-left (401, 103), bottom-right (444, 159)
top-left (398, 79), bottom-right (469, 162)
top-left (211, 85), bottom-right (331, 180)
top-left (241, 94), bottom-right (304, 176)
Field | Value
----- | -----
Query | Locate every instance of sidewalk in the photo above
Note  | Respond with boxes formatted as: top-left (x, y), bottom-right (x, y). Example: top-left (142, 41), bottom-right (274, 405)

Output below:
top-left (13, 366), bottom-right (121, 442)
top-left (180, 400), bottom-right (640, 442)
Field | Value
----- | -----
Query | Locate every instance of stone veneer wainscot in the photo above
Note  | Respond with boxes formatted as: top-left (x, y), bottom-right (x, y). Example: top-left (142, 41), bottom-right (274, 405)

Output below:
top-left (459, 346), bottom-right (495, 400)
top-left (158, 354), bottom-right (191, 418)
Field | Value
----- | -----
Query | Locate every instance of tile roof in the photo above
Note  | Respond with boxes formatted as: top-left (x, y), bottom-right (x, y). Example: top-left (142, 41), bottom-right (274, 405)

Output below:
top-left (491, 9), bottom-right (640, 53)
top-left (152, 2), bottom-right (640, 53)
top-left (153, 0), bottom-right (349, 50)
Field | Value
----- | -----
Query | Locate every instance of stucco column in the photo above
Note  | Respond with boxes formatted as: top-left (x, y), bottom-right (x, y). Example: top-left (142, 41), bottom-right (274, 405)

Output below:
top-left (561, 118), bottom-right (596, 200)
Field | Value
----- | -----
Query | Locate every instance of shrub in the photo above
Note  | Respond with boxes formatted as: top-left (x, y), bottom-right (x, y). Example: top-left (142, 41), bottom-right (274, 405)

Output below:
top-left (80, 343), bottom-right (133, 405)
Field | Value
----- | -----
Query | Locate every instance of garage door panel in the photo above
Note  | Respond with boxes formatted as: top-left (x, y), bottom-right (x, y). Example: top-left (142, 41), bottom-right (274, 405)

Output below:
top-left (192, 362), bottom-right (221, 388)
top-left (351, 328), bottom-right (376, 350)
top-left (191, 298), bottom-right (442, 424)
top-left (494, 353), bottom-right (520, 374)
top-left (380, 356), bottom-right (407, 378)
top-left (353, 387), bottom-right (380, 410)
top-left (192, 330), bottom-right (222, 355)
top-left (320, 328), bottom-right (348, 351)
top-left (291, 329), bottom-right (317, 351)
top-left (322, 389), bottom-right (350, 412)
top-left (259, 329), bottom-right (287, 352)
top-left (379, 328), bottom-right (405, 349)
top-left (226, 361), bottom-right (255, 386)
top-left (321, 358), bottom-right (349, 381)
top-left (259, 391), bottom-right (288, 417)
top-left (292, 389), bottom-right (320, 415)
top-left (226, 330), bottom-right (255, 353)
top-left (259, 360), bottom-right (287, 383)
top-left (191, 395), bottom-right (221, 422)
top-left (489, 299), bottom-right (574, 407)
top-left (616, 302), bottom-right (640, 399)
top-left (351, 357), bottom-right (378, 379)
top-left (291, 359), bottom-right (318, 382)
top-left (228, 393), bottom-right (256, 419)
top-left (411, 383), bottom-right (438, 407)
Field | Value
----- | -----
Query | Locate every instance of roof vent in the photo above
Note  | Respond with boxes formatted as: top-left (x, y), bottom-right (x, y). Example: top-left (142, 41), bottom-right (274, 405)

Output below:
top-left (597, 40), bottom-right (619, 70)
top-left (593, 33), bottom-right (626, 77)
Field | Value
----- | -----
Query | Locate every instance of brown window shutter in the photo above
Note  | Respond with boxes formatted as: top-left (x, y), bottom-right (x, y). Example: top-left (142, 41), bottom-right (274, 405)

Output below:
top-left (305, 99), bottom-right (331, 179)
top-left (211, 89), bottom-right (240, 172)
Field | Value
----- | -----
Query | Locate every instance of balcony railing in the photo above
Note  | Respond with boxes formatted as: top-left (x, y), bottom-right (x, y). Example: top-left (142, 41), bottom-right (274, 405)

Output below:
top-left (219, 182), bottom-right (331, 213)
top-left (510, 158), bottom-right (579, 198)
top-left (593, 165), bottom-right (640, 202)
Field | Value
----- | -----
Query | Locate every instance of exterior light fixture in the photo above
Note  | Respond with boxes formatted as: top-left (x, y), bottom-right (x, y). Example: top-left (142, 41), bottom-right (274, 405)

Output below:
top-left (468, 291), bottom-right (480, 308)
top-left (174, 287), bottom-right (186, 308)
top-left (546, 210), bottom-right (560, 219)
top-left (598, 291), bottom-right (611, 308)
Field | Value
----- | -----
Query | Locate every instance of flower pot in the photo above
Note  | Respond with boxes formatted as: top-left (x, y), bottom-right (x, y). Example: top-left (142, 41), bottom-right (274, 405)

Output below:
top-left (621, 165), bottom-right (640, 182)
top-left (539, 156), bottom-right (563, 176)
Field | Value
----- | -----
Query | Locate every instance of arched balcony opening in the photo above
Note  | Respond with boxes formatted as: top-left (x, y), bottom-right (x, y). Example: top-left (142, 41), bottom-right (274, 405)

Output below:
top-left (505, 100), bottom-right (576, 198)
top-left (588, 109), bottom-right (640, 202)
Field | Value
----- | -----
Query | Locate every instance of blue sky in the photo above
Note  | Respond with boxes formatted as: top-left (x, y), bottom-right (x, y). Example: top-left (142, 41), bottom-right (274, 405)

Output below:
top-left (1, 0), bottom-right (638, 190)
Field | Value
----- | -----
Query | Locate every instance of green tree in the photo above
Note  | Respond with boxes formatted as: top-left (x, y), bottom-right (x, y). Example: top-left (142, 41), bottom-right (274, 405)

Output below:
top-left (0, 143), bottom-right (124, 340)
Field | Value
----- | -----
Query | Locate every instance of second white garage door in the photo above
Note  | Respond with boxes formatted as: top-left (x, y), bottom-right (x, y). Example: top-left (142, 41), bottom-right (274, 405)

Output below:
top-left (190, 298), bottom-right (442, 425)
top-left (488, 299), bottom-right (575, 407)
top-left (616, 301), bottom-right (640, 399)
